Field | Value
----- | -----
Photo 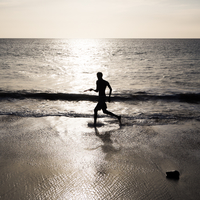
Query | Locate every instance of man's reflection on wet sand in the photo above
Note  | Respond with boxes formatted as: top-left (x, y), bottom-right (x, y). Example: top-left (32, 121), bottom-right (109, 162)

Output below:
top-left (94, 127), bottom-right (121, 156)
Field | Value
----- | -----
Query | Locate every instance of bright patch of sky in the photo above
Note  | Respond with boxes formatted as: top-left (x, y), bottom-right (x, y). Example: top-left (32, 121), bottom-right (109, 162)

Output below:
top-left (0, 0), bottom-right (200, 38)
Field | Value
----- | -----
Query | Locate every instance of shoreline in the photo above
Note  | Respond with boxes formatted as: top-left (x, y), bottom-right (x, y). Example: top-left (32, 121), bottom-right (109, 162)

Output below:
top-left (0, 115), bottom-right (200, 199)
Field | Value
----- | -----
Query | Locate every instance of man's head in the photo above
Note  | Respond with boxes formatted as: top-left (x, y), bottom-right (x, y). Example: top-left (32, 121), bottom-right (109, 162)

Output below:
top-left (97, 72), bottom-right (103, 80)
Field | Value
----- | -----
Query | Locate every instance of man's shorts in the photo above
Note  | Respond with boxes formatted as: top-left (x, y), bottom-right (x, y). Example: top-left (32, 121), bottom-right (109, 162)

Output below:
top-left (95, 97), bottom-right (107, 111)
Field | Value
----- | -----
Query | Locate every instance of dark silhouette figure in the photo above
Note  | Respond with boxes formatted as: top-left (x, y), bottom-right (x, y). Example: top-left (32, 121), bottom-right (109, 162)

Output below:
top-left (85, 72), bottom-right (121, 126)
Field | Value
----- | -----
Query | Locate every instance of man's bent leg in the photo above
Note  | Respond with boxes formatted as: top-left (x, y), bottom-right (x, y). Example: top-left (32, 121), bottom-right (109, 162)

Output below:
top-left (103, 109), bottom-right (121, 124)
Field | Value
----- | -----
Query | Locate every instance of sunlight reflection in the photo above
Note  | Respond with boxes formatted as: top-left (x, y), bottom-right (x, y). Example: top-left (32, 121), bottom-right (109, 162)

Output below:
top-left (61, 118), bottom-right (120, 199)
top-left (46, 116), bottom-right (123, 199)
top-left (65, 39), bottom-right (108, 93)
top-left (68, 39), bottom-right (101, 64)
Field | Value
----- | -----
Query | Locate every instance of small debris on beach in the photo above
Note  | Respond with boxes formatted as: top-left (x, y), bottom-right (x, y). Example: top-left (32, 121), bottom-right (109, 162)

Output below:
top-left (166, 170), bottom-right (180, 180)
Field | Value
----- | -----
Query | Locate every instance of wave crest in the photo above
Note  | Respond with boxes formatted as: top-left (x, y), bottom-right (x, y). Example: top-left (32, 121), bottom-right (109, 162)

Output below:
top-left (0, 90), bottom-right (200, 103)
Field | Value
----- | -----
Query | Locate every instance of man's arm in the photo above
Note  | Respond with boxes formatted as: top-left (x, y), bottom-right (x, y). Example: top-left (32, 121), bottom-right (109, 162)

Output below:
top-left (84, 81), bottom-right (98, 92)
top-left (107, 82), bottom-right (112, 102)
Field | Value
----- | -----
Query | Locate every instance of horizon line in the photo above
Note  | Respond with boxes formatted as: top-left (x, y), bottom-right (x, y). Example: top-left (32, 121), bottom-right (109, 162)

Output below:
top-left (0, 37), bottom-right (200, 39)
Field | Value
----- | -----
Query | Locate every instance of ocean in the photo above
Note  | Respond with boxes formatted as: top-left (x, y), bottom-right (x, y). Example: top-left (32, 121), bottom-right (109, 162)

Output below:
top-left (0, 39), bottom-right (200, 123)
top-left (1, 39), bottom-right (200, 199)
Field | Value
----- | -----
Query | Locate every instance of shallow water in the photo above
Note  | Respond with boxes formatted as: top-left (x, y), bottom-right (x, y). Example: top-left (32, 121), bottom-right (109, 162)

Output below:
top-left (0, 116), bottom-right (200, 200)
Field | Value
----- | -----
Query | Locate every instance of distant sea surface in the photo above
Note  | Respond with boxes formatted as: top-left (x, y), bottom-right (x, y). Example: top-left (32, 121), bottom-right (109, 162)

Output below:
top-left (0, 39), bottom-right (200, 124)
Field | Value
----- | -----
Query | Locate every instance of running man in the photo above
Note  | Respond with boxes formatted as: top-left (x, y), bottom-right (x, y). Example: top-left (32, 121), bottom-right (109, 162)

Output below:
top-left (85, 72), bottom-right (121, 126)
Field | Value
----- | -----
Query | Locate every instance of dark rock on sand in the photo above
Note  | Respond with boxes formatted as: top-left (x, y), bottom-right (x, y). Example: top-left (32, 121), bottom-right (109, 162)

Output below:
top-left (166, 170), bottom-right (180, 180)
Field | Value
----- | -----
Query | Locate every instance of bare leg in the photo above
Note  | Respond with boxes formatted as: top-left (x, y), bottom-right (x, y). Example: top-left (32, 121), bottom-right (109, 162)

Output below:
top-left (103, 109), bottom-right (121, 124)
top-left (94, 110), bottom-right (98, 126)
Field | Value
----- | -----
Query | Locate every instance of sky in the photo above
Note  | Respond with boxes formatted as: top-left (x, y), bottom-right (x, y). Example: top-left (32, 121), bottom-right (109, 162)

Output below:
top-left (0, 0), bottom-right (200, 38)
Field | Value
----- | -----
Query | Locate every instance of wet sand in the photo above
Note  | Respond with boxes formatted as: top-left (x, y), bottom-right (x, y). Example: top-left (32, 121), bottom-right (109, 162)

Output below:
top-left (0, 115), bottom-right (200, 200)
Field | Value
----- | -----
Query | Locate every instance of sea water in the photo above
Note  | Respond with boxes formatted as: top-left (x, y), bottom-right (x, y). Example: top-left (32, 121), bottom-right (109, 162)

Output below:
top-left (0, 39), bottom-right (200, 124)
top-left (1, 39), bottom-right (200, 200)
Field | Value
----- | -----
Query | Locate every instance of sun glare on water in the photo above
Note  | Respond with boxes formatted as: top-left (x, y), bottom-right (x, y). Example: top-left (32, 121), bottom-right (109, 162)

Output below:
top-left (65, 39), bottom-right (108, 93)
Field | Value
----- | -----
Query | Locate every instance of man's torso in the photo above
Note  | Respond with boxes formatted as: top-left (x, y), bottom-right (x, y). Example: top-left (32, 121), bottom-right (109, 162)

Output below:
top-left (97, 79), bottom-right (109, 97)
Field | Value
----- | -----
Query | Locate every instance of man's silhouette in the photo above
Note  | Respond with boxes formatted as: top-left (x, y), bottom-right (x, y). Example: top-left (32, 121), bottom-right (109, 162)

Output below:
top-left (85, 72), bottom-right (121, 126)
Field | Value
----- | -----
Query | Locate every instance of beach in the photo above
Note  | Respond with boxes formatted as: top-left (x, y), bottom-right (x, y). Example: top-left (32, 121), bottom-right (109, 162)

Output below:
top-left (1, 115), bottom-right (200, 200)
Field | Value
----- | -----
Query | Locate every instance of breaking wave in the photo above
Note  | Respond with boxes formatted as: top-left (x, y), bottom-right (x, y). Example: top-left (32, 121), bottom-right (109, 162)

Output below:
top-left (0, 90), bottom-right (200, 103)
